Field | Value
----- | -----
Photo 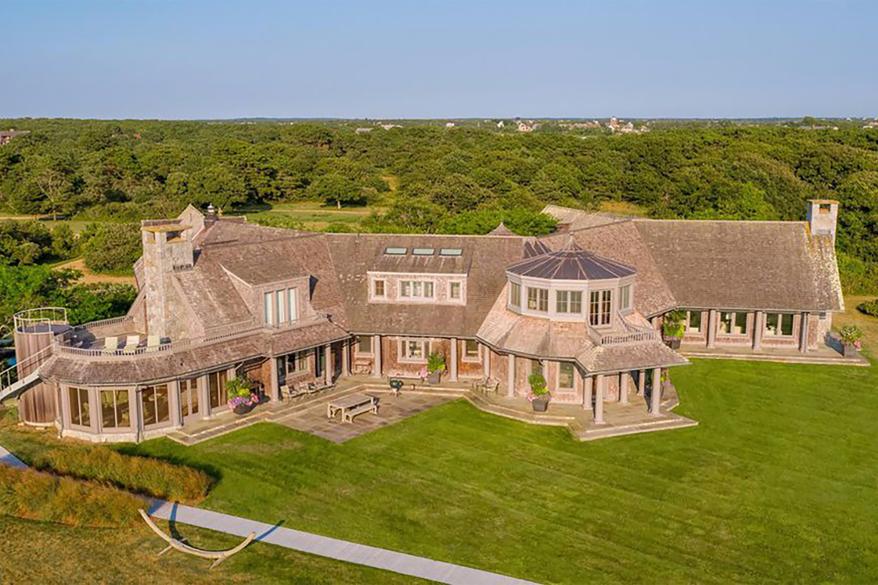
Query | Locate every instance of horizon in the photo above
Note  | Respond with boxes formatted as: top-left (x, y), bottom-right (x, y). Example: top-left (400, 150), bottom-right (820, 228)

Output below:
top-left (3, 0), bottom-right (877, 120)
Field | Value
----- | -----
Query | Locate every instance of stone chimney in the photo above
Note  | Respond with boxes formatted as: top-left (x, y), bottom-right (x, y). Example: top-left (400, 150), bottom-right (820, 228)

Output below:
top-left (140, 220), bottom-right (194, 339)
top-left (806, 199), bottom-right (839, 244)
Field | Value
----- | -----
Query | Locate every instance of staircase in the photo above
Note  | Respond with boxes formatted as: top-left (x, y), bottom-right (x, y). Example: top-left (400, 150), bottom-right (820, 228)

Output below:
top-left (0, 345), bottom-right (53, 403)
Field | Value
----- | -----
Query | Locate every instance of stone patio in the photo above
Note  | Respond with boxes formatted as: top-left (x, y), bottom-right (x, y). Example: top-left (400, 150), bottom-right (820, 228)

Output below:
top-left (681, 339), bottom-right (870, 366)
top-left (273, 390), bottom-right (457, 443)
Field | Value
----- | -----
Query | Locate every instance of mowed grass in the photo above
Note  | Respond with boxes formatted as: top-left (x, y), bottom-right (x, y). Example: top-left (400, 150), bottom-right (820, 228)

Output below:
top-left (242, 201), bottom-right (384, 231)
top-left (0, 515), bottom-right (422, 584)
top-left (127, 354), bottom-right (878, 583)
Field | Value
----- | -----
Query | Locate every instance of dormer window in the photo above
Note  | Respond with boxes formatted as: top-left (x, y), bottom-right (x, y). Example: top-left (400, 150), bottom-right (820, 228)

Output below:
top-left (509, 282), bottom-right (521, 307)
top-left (400, 279), bottom-right (434, 300)
top-left (264, 287), bottom-right (299, 326)
top-left (620, 284), bottom-right (631, 310)
top-left (373, 279), bottom-right (386, 298)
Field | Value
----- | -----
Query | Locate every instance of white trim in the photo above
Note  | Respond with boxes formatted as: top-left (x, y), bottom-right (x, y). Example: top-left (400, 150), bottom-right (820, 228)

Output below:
top-left (398, 338), bottom-right (429, 363)
top-left (461, 339), bottom-right (481, 363)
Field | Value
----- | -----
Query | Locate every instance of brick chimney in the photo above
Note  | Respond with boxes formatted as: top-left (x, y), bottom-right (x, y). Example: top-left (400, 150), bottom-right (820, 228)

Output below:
top-left (806, 199), bottom-right (839, 244)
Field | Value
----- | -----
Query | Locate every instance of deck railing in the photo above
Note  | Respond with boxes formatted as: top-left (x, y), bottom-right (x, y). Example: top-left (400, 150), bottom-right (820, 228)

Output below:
top-left (599, 329), bottom-right (658, 346)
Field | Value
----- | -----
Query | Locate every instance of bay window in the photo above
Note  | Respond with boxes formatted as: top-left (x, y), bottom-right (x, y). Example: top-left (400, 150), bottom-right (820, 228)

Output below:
top-left (100, 389), bottom-right (130, 429)
top-left (509, 282), bottom-right (521, 307)
top-left (589, 290), bottom-right (612, 326)
top-left (556, 290), bottom-right (582, 314)
top-left (141, 384), bottom-right (170, 427)
top-left (527, 287), bottom-right (548, 312)
top-left (68, 386), bottom-right (90, 427)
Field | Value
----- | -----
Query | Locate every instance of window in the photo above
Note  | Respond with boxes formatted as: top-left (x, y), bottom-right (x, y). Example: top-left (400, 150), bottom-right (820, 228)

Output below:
top-left (720, 312), bottom-right (749, 335)
top-left (68, 386), bottom-right (90, 427)
top-left (620, 285), bottom-right (631, 310)
top-left (142, 384), bottom-right (170, 427)
top-left (100, 389), bottom-right (130, 429)
top-left (400, 338), bottom-right (428, 361)
top-left (509, 282), bottom-right (521, 307)
top-left (400, 280), bottom-right (434, 300)
top-left (439, 248), bottom-right (463, 257)
top-left (765, 313), bottom-right (794, 337)
top-left (412, 247), bottom-right (434, 256)
top-left (287, 288), bottom-right (298, 321)
top-left (527, 287), bottom-right (548, 312)
top-left (263, 291), bottom-right (274, 325)
top-left (208, 371), bottom-right (228, 409)
top-left (385, 247), bottom-right (407, 255)
top-left (357, 335), bottom-right (373, 354)
top-left (589, 290), bottom-right (612, 326)
top-left (449, 281), bottom-right (462, 300)
top-left (463, 339), bottom-right (480, 360)
top-left (559, 362), bottom-right (575, 389)
top-left (180, 378), bottom-right (198, 418)
top-left (373, 279), bottom-right (386, 298)
top-left (286, 351), bottom-right (309, 373)
top-left (556, 290), bottom-right (582, 314)
top-left (276, 289), bottom-right (285, 323)
top-left (687, 311), bottom-right (702, 333)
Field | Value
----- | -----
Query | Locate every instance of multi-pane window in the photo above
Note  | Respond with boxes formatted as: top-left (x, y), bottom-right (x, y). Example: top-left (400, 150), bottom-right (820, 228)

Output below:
top-left (687, 311), bottom-right (702, 332)
top-left (720, 312), bottom-right (749, 335)
top-left (286, 351), bottom-right (309, 373)
top-left (400, 339), bottom-right (428, 361)
top-left (556, 290), bottom-right (582, 314)
top-left (373, 279), bottom-right (386, 298)
top-left (208, 370), bottom-right (228, 409)
top-left (287, 288), bottom-right (298, 321)
top-left (463, 339), bottom-right (479, 360)
top-left (357, 335), bottom-right (373, 354)
top-left (100, 389), bottom-right (129, 429)
top-left (400, 280), bottom-right (434, 300)
top-left (142, 384), bottom-right (170, 427)
top-left (180, 378), bottom-right (199, 418)
top-left (559, 362), bottom-right (575, 389)
top-left (765, 313), bottom-right (794, 337)
top-left (263, 292), bottom-right (273, 325)
top-left (264, 289), bottom-right (298, 325)
top-left (527, 287), bottom-right (548, 312)
top-left (620, 285), bottom-right (631, 310)
top-left (449, 281), bottom-right (462, 300)
top-left (589, 290), bottom-right (612, 326)
top-left (276, 289), bottom-right (285, 323)
top-left (68, 386), bottom-right (90, 427)
top-left (509, 282), bottom-right (521, 307)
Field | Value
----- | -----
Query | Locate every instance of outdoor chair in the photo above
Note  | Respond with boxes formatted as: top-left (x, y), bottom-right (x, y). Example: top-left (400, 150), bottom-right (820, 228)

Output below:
top-left (103, 336), bottom-right (119, 354)
top-left (145, 335), bottom-right (161, 353)
top-left (123, 335), bottom-right (140, 354)
top-left (484, 377), bottom-right (500, 394)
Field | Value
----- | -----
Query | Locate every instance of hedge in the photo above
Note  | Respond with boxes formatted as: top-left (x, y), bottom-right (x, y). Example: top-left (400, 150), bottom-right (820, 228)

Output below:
top-left (857, 299), bottom-right (878, 317)
top-left (33, 446), bottom-right (212, 503)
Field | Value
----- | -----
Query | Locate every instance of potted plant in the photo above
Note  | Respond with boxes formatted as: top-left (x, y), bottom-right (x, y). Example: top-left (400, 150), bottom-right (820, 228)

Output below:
top-left (527, 372), bottom-right (550, 412)
top-left (662, 310), bottom-right (686, 349)
top-left (839, 325), bottom-right (863, 357)
top-left (226, 376), bottom-right (259, 415)
top-left (426, 352), bottom-right (446, 384)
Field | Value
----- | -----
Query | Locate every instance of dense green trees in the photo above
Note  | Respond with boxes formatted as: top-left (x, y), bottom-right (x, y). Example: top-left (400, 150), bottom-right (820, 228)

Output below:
top-left (0, 119), bottom-right (876, 291)
top-left (80, 224), bottom-right (142, 273)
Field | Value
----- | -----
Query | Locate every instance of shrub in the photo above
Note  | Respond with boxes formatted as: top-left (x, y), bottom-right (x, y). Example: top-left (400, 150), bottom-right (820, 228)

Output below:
top-left (427, 352), bottom-right (446, 374)
top-left (662, 310), bottom-right (686, 338)
top-left (839, 325), bottom-right (864, 349)
top-left (528, 372), bottom-right (548, 396)
top-left (0, 465), bottom-right (140, 527)
top-left (858, 299), bottom-right (878, 317)
top-left (33, 446), bottom-right (212, 503)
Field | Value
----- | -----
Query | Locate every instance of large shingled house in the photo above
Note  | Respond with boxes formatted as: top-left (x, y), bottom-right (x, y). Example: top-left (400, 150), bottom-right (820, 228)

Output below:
top-left (2, 200), bottom-right (845, 442)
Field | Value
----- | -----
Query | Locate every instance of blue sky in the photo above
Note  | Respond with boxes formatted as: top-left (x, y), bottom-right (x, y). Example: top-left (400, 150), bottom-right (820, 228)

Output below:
top-left (2, 0), bottom-right (876, 119)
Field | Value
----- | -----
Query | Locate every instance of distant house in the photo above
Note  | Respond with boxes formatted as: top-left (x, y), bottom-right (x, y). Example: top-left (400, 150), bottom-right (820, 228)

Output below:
top-left (445, 122), bottom-right (455, 128)
top-left (3, 200), bottom-right (848, 442)
top-left (355, 127), bottom-right (373, 134)
top-left (0, 129), bottom-right (29, 146)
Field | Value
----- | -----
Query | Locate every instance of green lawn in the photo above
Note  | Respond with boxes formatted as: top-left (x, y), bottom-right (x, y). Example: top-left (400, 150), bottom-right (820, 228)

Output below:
top-left (241, 201), bottom-right (385, 231)
top-left (118, 356), bottom-right (878, 584)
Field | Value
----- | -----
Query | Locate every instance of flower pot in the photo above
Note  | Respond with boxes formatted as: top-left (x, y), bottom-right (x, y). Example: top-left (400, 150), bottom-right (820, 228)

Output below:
top-left (427, 371), bottom-right (442, 385)
top-left (663, 336), bottom-right (682, 350)
top-left (843, 343), bottom-right (859, 357)
top-left (531, 395), bottom-right (549, 412)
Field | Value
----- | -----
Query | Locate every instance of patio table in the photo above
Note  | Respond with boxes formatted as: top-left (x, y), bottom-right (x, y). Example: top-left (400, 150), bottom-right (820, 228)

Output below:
top-left (326, 392), bottom-right (378, 422)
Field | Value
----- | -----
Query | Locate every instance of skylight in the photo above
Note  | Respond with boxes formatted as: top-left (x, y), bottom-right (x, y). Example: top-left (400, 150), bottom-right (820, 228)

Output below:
top-left (384, 247), bottom-right (407, 255)
top-left (412, 247), bottom-right (435, 256)
top-left (439, 248), bottom-right (463, 257)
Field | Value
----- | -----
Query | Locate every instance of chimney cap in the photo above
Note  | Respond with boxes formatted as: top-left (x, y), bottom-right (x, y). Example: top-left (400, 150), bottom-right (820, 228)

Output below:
top-left (809, 199), bottom-right (839, 205)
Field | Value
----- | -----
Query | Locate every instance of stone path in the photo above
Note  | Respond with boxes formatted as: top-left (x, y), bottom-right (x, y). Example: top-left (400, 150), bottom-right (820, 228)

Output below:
top-left (0, 441), bottom-right (538, 585)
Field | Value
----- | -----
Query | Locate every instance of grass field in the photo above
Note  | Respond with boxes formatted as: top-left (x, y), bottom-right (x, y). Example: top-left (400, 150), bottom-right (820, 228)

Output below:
top-left (3, 302), bottom-right (878, 583)
top-left (241, 201), bottom-right (385, 231)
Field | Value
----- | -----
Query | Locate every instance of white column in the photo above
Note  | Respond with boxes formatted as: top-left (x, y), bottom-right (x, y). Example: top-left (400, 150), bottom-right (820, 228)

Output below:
top-left (341, 342), bottom-right (350, 377)
top-left (169, 379), bottom-right (182, 427)
top-left (449, 338), bottom-right (459, 382)
top-left (707, 310), bottom-right (718, 348)
top-left (650, 368), bottom-right (662, 416)
top-left (582, 375), bottom-right (593, 411)
top-left (268, 357), bottom-right (280, 401)
top-left (483, 345), bottom-right (491, 379)
top-left (751, 311), bottom-right (763, 351)
top-left (799, 312), bottom-right (810, 353)
top-left (637, 369), bottom-right (646, 396)
top-left (324, 344), bottom-right (332, 385)
top-left (618, 372), bottom-right (628, 405)
top-left (198, 374), bottom-right (210, 419)
top-left (593, 374), bottom-right (605, 424)
top-left (507, 354), bottom-right (515, 397)
top-left (372, 335), bottom-right (382, 378)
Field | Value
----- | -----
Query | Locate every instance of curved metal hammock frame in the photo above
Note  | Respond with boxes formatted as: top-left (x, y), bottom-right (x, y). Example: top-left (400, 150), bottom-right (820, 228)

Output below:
top-left (139, 509), bottom-right (255, 569)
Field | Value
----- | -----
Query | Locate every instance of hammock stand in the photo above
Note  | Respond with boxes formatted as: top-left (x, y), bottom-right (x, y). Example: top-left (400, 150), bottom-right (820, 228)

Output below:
top-left (139, 509), bottom-right (256, 569)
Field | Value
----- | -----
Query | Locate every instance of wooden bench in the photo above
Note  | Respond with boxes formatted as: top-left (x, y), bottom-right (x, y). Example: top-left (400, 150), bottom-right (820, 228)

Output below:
top-left (139, 509), bottom-right (255, 569)
top-left (342, 400), bottom-right (379, 423)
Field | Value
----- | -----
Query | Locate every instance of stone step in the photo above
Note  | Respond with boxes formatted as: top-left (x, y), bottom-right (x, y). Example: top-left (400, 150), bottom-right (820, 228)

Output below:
top-left (682, 351), bottom-right (870, 367)
top-left (576, 415), bottom-right (698, 442)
